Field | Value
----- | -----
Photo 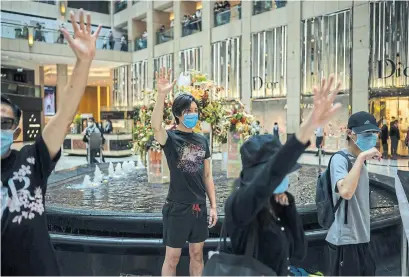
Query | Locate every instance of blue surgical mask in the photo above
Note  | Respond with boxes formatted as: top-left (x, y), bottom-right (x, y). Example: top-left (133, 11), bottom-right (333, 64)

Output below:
top-left (182, 113), bottom-right (199, 129)
top-left (274, 175), bottom-right (289, 194)
top-left (1, 130), bottom-right (14, 156)
top-left (354, 133), bottom-right (378, 152)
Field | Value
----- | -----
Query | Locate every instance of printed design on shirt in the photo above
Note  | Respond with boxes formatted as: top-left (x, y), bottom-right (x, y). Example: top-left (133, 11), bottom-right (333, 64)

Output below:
top-left (1, 157), bottom-right (44, 224)
top-left (176, 142), bottom-right (206, 173)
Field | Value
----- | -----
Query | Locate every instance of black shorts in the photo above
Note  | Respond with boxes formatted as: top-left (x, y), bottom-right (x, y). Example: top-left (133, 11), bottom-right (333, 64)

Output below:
top-left (316, 136), bottom-right (323, 148)
top-left (162, 201), bottom-right (208, 248)
top-left (326, 242), bottom-right (376, 276)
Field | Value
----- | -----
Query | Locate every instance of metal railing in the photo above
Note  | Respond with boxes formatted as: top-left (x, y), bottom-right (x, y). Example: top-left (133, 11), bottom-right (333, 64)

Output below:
top-left (156, 28), bottom-right (173, 45)
top-left (0, 21), bottom-right (134, 52)
top-left (134, 38), bottom-right (147, 51)
top-left (1, 80), bottom-right (41, 98)
top-left (214, 5), bottom-right (242, 27)
top-left (253, 0), bottom-right (287, 15)
top-left (182, 19), bottom-right (202, 37)
top-left (114, 0), bottom-right (128, 13)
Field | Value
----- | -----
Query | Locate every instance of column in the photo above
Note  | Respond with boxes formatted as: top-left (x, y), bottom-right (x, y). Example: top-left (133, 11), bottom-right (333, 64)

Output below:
top-left (56, 64), bottom-right (68, 113)
top-left (201, 1), bottom-right (212, 75)
top-left (351, 1), bottom-right (370, 113)
top-left (147, 2), bottom-right (155, 89)
top-left (173, 1), bottom-right (182, 78)
top-left (240, 0), bottom-right (252, 112)
top-left (97, 86), bottom-right (101, 122)
top-left (35, 65), bottom-right (45, 129)
top-left (286, 1), bottom-right (302, 136)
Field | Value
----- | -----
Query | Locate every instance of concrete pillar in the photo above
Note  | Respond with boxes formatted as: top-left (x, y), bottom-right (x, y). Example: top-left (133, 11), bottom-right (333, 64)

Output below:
top-left (56, 64), bottom-right (68, 113)
top-left (240, 0), bottom-right (252, 112)
top-left (351, 1), bottom-right (370, 113)
top-left (201, 0), bottom-right (212, 75)
top-left (35, 65), bottom-right (45, 129)
top-left (286, 1), bottom-right (302, 136)
top-left (173, 1), bottom-right (182, 78)
top-left (110, 1), bottom-right (115, 29)
top-left (147, 2), bottom-right (155, 88)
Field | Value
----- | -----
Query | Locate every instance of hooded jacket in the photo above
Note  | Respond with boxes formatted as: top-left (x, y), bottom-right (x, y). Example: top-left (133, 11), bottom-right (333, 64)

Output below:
top-left (225, 136), bottom-right (308, 276)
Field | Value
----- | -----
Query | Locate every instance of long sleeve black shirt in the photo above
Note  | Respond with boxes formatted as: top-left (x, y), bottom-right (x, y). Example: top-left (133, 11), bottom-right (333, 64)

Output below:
top-left (225, 136), bottom-right (308, 276)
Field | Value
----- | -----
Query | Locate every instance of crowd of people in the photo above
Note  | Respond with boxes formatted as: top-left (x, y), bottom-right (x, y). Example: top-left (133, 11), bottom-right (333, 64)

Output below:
top-left (182, 9), bottom-right (202, 36)
top-left (1, 8), bottom-right (407, 277)
top-left (214, 1), bottom-right (233, 26)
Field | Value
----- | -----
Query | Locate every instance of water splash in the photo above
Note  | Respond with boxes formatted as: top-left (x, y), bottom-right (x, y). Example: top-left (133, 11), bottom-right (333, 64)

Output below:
top-left (108, 162), bottom-right (115, 178)
top-left (115, 162), bottom-right (123, 176)
top-left (83, 175), bottom-right (92, 187)
top-left (93, 165), bottom-right (103, 183)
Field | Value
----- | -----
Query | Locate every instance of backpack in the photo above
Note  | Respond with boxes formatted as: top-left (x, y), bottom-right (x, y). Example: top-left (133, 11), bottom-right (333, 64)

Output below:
top-left (316, 151), bottom-right (352, 229)
top-left (202, 221), bottom-right (277, 276)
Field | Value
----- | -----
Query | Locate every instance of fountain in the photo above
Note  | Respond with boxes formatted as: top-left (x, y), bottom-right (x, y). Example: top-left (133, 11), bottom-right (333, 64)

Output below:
top-left (93, 165), bottom-right (103, 184)
top-left (108, 162), bottom-right (115, 178)
top-left (45, 161), bottom-right (401, 275)
top-left (82, 175), bottom-right (92, 187)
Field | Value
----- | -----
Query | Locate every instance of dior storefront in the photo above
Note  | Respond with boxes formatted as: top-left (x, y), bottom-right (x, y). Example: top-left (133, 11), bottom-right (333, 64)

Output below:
top-left (179, 47), bottom-right (202, 74)
top-left (301, 10), bottom-right (352, 151)
top-left (369, 0), bottom-right (409, 156)
top-left (251, 26), bottom-right (288, 141)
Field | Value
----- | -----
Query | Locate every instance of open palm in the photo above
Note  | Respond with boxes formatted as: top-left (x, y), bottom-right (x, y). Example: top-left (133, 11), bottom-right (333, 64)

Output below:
top-left (308, 75), bottom-right (342, 128)
top-left (156, 67), bottom-right (176, 95)
top-left (61, 9), bottom-right (102, 62)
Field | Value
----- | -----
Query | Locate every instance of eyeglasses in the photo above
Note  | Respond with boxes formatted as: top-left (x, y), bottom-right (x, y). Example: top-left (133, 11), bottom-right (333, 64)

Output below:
top-left (1, 117), bottom-right (17, 130)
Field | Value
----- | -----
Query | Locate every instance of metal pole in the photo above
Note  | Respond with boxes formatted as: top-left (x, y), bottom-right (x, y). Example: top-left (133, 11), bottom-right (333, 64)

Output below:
top-left (318, 147), bottom-right (322, 174)
top-left (402, 224), bottom-right (408, 276)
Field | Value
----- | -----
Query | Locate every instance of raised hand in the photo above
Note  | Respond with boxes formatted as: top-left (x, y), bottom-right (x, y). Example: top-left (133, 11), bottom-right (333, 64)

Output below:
top-left (61, 9), bottom-right (102, 62)
top-left (308, 75), bottom-right (342, 128)
top-left (156, 67), bottom-right (176, 95)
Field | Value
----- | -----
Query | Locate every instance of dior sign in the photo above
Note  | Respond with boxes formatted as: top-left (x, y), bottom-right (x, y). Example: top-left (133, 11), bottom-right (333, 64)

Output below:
top-left (252, 77), bottom-right (279, 90)
top-left (377, 59), bottom-right (409, 79)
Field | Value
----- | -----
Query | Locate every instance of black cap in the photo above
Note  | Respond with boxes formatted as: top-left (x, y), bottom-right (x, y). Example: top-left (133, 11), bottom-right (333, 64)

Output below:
top-left (347, 111), bottom-right (380, 134)
top-left (239, 135), bottom-right (301, 185)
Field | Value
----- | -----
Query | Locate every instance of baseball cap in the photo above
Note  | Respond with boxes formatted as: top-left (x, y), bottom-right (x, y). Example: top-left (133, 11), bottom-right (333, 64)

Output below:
top-left (347, 111), bottom-right (380, 134)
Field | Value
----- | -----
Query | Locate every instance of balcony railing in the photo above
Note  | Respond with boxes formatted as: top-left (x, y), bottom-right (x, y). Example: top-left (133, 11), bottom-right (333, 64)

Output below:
top-left (114, 0), bottom-right (128, 13)
top-left (1, 80), bottom-right (41, 98)
top-left (34, 0), bottom-right (56, 4)
top-left (253, 0), bottom-right (287, 15)
top-left (214, 5), bottom-right (242, 27)
top-left (135, 38), bottom-right (147, 51)
top-left (182, 19), bottom-right (202, 37)
top-left (1, 22), bottom-right (133, 52)
top-left (156, 28), bottom-right (174, 45)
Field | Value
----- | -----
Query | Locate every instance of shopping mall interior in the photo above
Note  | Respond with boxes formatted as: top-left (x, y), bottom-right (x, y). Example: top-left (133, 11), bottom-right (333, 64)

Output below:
top-left (1, 0), bottom-right (408, 276)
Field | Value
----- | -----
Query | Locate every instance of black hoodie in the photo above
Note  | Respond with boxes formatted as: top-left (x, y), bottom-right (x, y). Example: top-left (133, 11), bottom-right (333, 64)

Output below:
top-left (225, 136), bottom-right (308, 276)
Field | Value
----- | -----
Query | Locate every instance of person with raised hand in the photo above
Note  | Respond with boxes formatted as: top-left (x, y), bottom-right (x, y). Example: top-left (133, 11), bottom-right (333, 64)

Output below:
top-left (1, 9), bottom-right (101, 276)
top-left (152, 68), bottom-right (217, 276)
top-left (224, 76), bottom-right (342, 276)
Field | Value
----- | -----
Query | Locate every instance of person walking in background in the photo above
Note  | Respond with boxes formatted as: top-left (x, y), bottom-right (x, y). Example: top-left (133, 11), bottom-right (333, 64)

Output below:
top-left (82, 117), bottom-right (102, 164)
top-left (315, 126), bottom-right (325, 156)
top-left (325, 111), bottom-right (381, 276)
top-left (104, 119), bottom-right (113, 134)
top-left (390, 120), bottom-right (400, 159)
top-left (273, 122), bottom-right (280, 139)
top-left (109, 30), bottom-right (115, 50)
top-left (380, 119), bottom-right (389, 159)
top-left (102, 33), bottom-right (108, 49)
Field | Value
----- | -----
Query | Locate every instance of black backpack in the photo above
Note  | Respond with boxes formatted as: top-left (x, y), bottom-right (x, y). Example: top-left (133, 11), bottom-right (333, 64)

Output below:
top-left (203, 221), bottom-right (277, 276)
top-left (316, 151), bottom-right (352, 229)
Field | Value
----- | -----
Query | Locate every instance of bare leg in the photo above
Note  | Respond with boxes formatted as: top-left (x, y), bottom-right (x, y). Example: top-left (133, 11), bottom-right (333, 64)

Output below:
top-left (189, 242), bottom-right (205, 276)
top-left (162, 246), bottom-right (181, 276)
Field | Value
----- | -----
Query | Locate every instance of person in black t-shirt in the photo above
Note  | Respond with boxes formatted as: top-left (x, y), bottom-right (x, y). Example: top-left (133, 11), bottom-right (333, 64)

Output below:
top-left (1, 9), bottom-right (102, 276)
top-left (152, 68), bottom-right (217, 276)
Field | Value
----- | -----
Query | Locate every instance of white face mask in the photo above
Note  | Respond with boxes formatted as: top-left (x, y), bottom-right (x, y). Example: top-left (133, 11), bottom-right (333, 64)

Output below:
top-left (87, 122), bottom-right (94, 128)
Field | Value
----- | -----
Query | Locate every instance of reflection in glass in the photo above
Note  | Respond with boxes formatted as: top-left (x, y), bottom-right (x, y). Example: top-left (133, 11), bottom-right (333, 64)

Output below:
top-left (302, 10), bottom-right (352, 95)
top-left (114, 0), bottom-right (128, 13)
top-left (131, 60), bottom-right (148, 106)
top-left (301, 11), bottom-right (352, 152)
top-left (212, 37), bottom-right (241, 99)
top-left (251, 26), bottom-right (287, 98)
top-left (113, 66), bottom-right (129, 107)
top-left (369, 0), bottom-right (409, 90)
top-left (154, 54), bottom-right (174, 88)
top-left (215, 4), bottom-right (241, 27)
top-left (156, 28), bottom-right (174, 44)
top-left (179, 47), bottom-right (202, 73)
top-left (253, 0), bottom-right (287, 15)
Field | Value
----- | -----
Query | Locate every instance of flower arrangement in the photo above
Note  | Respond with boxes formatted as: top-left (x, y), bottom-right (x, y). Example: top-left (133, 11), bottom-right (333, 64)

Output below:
top-left (228, 100), bottom-right (257, 141)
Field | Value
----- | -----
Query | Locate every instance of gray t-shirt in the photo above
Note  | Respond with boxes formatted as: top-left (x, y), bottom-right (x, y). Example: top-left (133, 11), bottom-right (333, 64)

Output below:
top-left (325, 149), bottom-right (370, 245)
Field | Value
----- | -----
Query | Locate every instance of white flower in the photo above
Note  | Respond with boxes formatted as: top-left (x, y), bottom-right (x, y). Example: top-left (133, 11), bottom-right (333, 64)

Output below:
top-left (26, 157), bottom-right (35, 165)
top-left (13, 172), bottom-right (23, 182)
top-left (21, 165), bottom-right (31, 175)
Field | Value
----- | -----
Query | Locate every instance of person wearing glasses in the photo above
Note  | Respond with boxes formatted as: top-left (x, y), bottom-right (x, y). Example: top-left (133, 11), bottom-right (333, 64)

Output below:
top-left (1, 9), bottom-right (102, 275)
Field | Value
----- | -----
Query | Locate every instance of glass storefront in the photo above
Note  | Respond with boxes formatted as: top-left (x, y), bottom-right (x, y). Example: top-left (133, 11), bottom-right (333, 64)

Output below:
top-left (211, 37), bottom-right (241, 99)
top-left (113, 65), bottom-right (129, 107)
top-left (179, 47), bottom-right (202, 73)
top-left (251, 26), bottom-right (287, 98)
top-left (153, 54), bottom-right (174, 88)
top-left (131, 60), bottom-right (148, 106)
top-left (369, 0), bottom-right (409, 156)
top-left (301, 10), bottom-right (352, 152)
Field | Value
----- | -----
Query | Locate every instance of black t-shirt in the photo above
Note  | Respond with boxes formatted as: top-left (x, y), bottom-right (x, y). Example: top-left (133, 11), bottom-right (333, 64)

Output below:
top-left (1, 136), bottom-right (61, 276)
top-left (162, 130), bottom-right (211, 204)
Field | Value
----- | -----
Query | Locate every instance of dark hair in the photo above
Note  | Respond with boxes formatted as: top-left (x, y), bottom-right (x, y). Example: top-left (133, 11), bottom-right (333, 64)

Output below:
top-left (1, 96), bottom-right (21, 125)
top-left (172, 94), bottom-right (200, 124)
top-left (274, 122), bottom-right (278, 125)
top-left (88, 117), bottom-right (95, 122)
